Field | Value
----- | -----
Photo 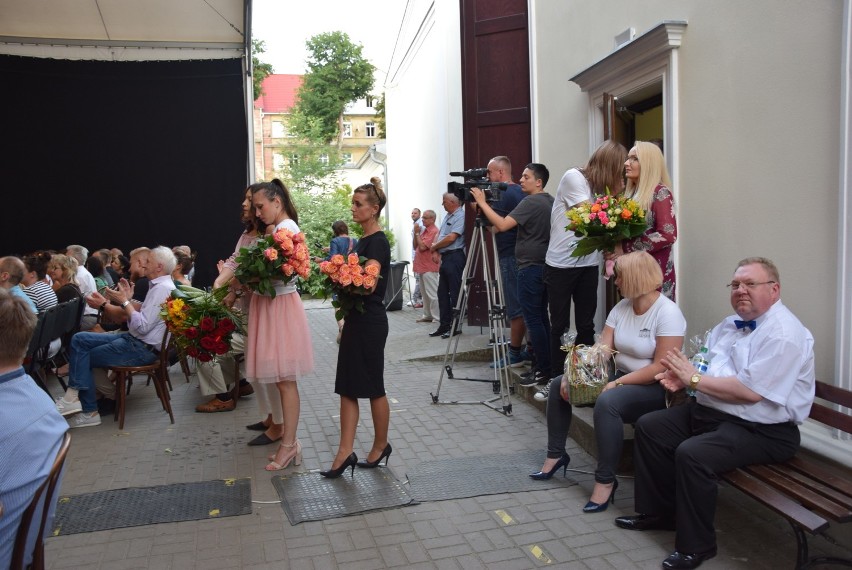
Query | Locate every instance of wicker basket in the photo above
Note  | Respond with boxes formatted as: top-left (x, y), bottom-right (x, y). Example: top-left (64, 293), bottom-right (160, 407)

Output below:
top-left (564, 344), bottom-right (614, 406)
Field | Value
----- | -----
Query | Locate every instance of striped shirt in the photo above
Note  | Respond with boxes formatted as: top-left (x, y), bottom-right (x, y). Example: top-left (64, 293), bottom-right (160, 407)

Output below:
top-left (23, 280), bottom-right (58, 313)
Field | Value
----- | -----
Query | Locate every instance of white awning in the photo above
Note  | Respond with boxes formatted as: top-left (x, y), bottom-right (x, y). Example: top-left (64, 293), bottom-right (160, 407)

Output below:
top-left (0, 0), bottom-right (248, 61)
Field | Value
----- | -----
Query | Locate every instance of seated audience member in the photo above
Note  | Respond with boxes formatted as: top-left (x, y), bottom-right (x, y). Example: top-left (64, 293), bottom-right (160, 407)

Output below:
top-left (615, 257), bottom-right (814, 570)
top-left (22, 251), bottom-right (59, 313)
top-left (95, 249), bottom-right (117, 286)
top-left (65, 245), bottom-right (100, 328)
top-left (0, 288), bottom-right (68, 570)
top-left (85, 255), bottom-right (109, 293)
top-left (48, 254), bottom-right (97, 331)
top-left (172, 248), bottom-right (193, 287)
top-left (174, 245), bottom-right (195, 283)
top-left (111, 253), bottom-right (130, 281)
top-left (0, 256), bottom-right (37, 313)
top-left (54, 246), bottom-right (177, 428)
top-left (531, 253), bottom-right (685, 510)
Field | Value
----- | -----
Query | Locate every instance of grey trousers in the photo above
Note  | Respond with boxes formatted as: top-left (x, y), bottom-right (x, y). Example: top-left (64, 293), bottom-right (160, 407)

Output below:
top-left (545, 376), bottom-right (573, 458)
top-left (592, 381), bottom-right (666, 483)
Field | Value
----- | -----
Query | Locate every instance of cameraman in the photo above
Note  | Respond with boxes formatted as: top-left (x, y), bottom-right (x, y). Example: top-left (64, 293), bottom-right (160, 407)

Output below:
top-left (471, 163), bottom-right (553, 386)
top-left (428, 193), bottom-right (466, 339)
top-left (485, 156), bottom-right (530, 368)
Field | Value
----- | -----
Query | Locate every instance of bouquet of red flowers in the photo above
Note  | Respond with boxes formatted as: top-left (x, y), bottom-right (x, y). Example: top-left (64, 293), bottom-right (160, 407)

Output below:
top-left (160, 285), bottom-right (245, 363)
top-left (319, 253), bottom-right (381, 320)
top-left (234, 227), bottom-right (312, 297)
top-left (565, 190), bottom-right (647, 258)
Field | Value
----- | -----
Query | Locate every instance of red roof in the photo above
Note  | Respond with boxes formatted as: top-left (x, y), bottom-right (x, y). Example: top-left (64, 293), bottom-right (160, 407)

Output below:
top-left (254, 74), bottom-right (303, 112)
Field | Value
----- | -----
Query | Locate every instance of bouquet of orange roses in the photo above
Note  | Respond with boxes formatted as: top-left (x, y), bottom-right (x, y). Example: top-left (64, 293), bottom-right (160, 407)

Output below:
top-left (160, 285), bottom-right (245, 363)
top-left (319, 253), bottom-right (381, 320)
top-left (234, 227), bottom-right (312, 297)
top-left (566, 190), bottom-right (647, 258)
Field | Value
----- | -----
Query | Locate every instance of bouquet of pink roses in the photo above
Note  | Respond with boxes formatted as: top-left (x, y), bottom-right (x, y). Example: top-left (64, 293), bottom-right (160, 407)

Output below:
top-left (235, 228), bottom-right (312, 297)
top-left (319, 253), bottom-right (381, 320)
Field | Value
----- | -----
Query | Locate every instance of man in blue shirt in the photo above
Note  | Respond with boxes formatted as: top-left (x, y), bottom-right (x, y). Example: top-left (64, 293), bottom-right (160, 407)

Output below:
top-left (0, 256), bottom-right (37, 313)
top-left (0, 288), bottom-right (68, 569)
top-left (428, 193), bottom-right (466, 338)
top-left (484, 156), bottom-right (530, 368)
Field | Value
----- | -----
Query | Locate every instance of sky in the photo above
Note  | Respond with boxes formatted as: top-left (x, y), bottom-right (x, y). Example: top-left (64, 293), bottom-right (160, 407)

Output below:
top-left (251, 0), bottom-right (408, 84)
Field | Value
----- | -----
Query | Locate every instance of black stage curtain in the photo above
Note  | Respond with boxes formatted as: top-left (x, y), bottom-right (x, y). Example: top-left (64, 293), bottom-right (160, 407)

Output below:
top-left (0, 55), bottom-right (248, 287)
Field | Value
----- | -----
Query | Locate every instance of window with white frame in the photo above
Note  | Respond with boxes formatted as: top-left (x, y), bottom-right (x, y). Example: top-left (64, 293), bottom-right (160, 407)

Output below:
top-left (366, 121), bottom-right (376, 137)
top-left (272, 151), bottom-right (286, 171)
top-left (271, 120), bottom-right (286, 138)
top-left (289, 153), bottom-right (299, 166)
top-left (342, 152), bottom-right (353, 165)
top-left (342, 122), bottom-right (352, 138)
top-left (319, 153), bottom-right (329, 165)
top-left (366, 95), bottom-right (374, 108)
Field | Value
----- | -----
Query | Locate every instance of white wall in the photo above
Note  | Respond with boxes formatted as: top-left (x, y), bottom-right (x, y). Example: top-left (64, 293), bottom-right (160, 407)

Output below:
top-left (384, 0), bottom-right (464, 263)
top-left (532, 0), bottom-right (845, 384)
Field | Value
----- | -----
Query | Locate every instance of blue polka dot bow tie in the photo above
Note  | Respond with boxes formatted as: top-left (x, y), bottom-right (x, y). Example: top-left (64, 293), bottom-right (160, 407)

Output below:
top-left (734, 319), bottom-right (757, 331)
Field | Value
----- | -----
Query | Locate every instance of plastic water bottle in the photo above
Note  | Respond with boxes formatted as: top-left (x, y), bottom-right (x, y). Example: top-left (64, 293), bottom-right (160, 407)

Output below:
top-left (687, 347), bottom-right (709, 396)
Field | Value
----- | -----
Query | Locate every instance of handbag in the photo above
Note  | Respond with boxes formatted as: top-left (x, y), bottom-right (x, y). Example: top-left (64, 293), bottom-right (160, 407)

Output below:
top-left (563, 342), bottom-right (615, 406)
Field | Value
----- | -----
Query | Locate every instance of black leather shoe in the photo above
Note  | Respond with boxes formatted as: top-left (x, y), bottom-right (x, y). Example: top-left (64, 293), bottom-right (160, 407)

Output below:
top-left (441, 329), bottom-right (462, 339)
top-left (429, 327), bottom-right (449, 337)
top-left (614, 514), bottom-right (676, 531)
top-left (661, 547), bottom-right (717, 569)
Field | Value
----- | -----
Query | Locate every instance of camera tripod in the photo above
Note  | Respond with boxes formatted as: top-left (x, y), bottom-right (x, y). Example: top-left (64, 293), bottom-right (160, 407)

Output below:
top-left (430, 215), bottom-right (513, 416)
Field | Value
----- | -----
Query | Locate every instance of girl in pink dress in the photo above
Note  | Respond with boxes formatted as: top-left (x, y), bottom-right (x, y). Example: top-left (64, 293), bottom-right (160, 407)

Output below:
top-left (246, 179), bottom-right (314, 471)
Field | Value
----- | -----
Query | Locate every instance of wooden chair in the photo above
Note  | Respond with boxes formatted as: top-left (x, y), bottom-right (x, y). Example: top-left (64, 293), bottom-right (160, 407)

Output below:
top-left (108, 330), bottom-right (175, 430)
top-left (10, 431), bottom-right (71, 570)
top-left (230, 352), bottom-right (245, 404)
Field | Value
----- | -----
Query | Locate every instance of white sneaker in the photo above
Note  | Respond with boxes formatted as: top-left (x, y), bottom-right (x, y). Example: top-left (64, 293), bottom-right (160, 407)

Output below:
top-left (533, 384), bottom-right (550, 402)
top-left (69, 411), bottom-right (101, 428)
top-left (56, 397), bottom-right (82, 417)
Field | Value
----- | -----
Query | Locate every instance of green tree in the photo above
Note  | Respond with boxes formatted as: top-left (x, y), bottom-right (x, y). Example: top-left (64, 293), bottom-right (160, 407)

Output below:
top-left (280, 145), bottom-right (342, 195)
top-left (374, 93), bottom-right (386, 138)
top-left (252, 39), bottom-right (273, 100)
top-left (289, 32), bottom-right (374, 146)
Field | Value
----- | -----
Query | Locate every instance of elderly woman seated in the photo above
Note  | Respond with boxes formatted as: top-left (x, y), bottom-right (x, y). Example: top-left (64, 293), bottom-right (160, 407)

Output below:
top-left (48, 254), bottom-right (97, 331)
top-left (530, 251), bottom-right (686, 514)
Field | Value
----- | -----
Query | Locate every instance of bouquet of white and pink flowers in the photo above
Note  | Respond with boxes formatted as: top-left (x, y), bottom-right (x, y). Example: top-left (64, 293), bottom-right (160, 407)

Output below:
top-left (319, 253), bottom-right (381, 320)
top-left (235, 228), bottom-right (312, 297)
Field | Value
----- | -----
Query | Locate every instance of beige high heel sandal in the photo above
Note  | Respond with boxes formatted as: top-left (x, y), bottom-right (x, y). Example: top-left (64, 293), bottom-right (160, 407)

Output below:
top-left (265, 439), bottom-right (302, 471)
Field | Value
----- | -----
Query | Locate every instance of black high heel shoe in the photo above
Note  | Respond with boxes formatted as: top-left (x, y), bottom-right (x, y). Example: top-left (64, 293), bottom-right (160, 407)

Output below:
top-left (583, 479), bottom-right (619, 513)
top-left (529, 453), bottom-right (570, 480)
top-left (356, 443), bottom-right (392, 468)
top-left (320, 452), bottom-right (358, 479)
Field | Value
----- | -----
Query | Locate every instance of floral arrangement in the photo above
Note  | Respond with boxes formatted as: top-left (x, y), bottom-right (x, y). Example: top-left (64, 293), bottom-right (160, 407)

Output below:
top-left (234, 228), bottom-right (312, 297)
top-left (319, 253), bottom-right (381, 320)
top-left (565, 190), bottom-right (647, 258)
top-left (160, 285), bottom-right (245, 363)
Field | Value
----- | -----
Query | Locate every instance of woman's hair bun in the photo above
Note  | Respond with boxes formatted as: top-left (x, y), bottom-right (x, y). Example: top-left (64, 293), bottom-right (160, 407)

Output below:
top-left (370, 176), bottom-right (383, 191)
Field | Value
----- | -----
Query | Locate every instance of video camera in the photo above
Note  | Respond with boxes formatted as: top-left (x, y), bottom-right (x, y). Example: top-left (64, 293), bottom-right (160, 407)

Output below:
top-left (447, 168), bottom-right (507, 203)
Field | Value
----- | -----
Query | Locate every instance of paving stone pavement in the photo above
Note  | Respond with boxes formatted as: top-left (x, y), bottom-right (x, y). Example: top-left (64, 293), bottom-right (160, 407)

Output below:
top-left (43, 297), bottom-right (851, 569)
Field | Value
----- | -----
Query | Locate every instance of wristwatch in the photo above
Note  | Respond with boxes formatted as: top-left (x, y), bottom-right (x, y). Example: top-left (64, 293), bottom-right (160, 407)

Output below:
top-left (690, 372), bottom-right (701, 392)
top-left (121, 300), bottom-right (131, 309)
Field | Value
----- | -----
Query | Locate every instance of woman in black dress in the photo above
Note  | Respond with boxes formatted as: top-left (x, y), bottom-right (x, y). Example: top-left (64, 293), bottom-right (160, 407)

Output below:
top-left (321, 177), bottom-right (392, 478)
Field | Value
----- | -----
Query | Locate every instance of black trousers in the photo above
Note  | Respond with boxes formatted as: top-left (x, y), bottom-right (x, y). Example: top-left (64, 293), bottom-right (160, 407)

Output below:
top-left (634, 402), bottom-right (800, 553)
top-left (543, 264), bottom-right (598, 374)
top-left (437, 250), bottom-right (465, 328)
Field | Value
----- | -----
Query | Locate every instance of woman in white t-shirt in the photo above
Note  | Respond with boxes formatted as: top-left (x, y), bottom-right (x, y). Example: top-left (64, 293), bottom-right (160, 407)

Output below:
top-left (587, 251), bottom-right (685, 511)
top-left (530, 252), bottom-right (685, 514)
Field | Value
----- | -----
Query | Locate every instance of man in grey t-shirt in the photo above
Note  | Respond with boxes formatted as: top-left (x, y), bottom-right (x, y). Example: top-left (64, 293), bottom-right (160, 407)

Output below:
top-left (471, 163), bottom-right (554, 385)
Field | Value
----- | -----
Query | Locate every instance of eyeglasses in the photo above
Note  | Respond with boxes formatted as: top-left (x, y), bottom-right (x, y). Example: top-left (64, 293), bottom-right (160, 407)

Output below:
top-left (726, 281), bottom-right (776, 291)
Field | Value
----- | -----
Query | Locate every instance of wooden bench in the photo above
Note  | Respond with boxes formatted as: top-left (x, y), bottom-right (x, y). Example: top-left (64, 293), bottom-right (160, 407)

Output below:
top-left (720, 380), bottom-right (852, 569)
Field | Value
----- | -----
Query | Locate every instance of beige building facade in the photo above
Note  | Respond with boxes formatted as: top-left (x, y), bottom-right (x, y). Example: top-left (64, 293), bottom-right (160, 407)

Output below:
top-left (385, 0), bottom-right (852, 464)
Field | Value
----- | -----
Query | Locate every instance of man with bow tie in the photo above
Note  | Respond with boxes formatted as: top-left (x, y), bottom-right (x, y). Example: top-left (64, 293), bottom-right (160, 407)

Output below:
top-left (614, 257), bottom-right (815, 570)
